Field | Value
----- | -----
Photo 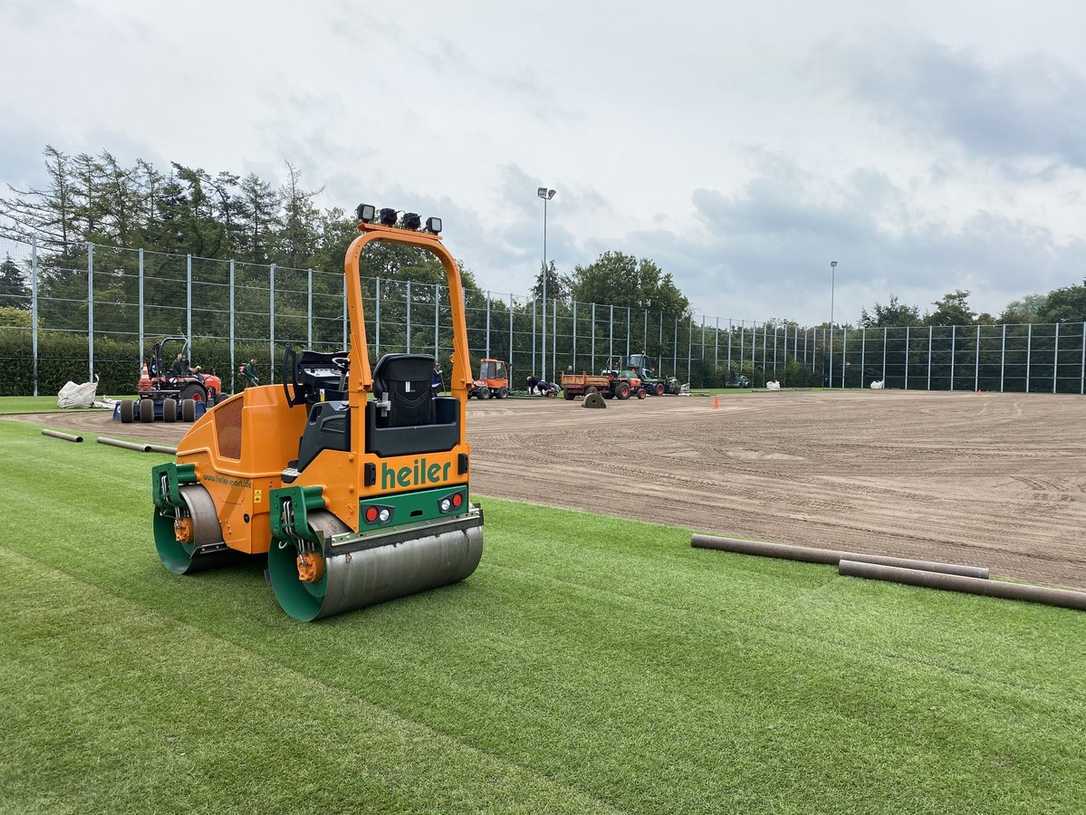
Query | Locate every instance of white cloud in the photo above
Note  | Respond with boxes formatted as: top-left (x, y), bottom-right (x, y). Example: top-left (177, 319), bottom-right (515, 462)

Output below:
top-left (1, 0), bottom-right (1085, 324)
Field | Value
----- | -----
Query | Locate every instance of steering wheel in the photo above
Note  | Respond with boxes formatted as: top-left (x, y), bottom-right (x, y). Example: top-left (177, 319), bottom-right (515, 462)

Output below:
top-left (282, 345), bottom-right (303, 407)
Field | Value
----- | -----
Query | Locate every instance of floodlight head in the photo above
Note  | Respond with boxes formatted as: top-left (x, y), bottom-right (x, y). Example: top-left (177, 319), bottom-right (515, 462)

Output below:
top-left (425, 216), bottom-right (442, 234)
top-left (830, 260), bottom-right (838, 268)
top-left (356, 203), bottom-right (376, 223)
top-left (379, 208), bottom-right (398, 226)
top-left (537, 187), bottom-right (557, 200)
top-left (402, 212), bottom-right (422, 230)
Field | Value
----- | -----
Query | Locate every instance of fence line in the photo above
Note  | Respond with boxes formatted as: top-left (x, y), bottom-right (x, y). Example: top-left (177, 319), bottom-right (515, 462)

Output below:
top-left (1, 238), bottom-right (1085, 396)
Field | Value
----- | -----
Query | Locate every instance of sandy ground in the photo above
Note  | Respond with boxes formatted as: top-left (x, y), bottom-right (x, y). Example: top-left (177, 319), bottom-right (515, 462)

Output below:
top-left (17, 390), bottom-right (1086, 587)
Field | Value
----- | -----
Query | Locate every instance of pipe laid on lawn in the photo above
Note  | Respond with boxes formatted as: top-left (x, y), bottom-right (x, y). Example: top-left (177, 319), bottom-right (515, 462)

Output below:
top-left (97, 436), bottom-right (152, 453)
top-left (690, 534), bottom-right (989, 579)
top-left (839, 560), bottom-right (1086, 612)
top-left (146, 443), bottom-right (177, 455)
top-left (42, 429), bottom-right (83, 443)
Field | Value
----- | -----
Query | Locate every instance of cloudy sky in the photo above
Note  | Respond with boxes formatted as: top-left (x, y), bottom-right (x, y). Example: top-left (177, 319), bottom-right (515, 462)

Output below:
top-left (2, 0), bottom-right (1085, 325)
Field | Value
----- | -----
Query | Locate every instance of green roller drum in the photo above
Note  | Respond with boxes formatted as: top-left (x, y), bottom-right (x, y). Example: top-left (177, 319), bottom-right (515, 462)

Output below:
top-left (267, 492), bottom-right (485, 622)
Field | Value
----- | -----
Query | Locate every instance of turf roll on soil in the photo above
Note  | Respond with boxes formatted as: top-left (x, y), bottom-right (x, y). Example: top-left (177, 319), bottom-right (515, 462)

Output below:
top-left (97, 436), bottom-right (152, 453)
top-left (838, 560), bottom-right (1086, 611)
top-left (691, 533), bottom-right (990, 579)
top-left (41, 429), bottom-right (83, 443)
top-left (583, 392), bottom-right (607, 408)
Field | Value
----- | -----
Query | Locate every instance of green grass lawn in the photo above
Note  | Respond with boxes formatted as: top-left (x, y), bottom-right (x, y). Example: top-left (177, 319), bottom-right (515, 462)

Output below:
top-left (0, 395), bottom-right (135, 414)
top-left (1, 419), bottom-right (1084, 814)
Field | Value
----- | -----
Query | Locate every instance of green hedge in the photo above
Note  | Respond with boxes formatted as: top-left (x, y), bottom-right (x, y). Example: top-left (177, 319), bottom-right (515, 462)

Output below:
top-left (0, 330), bottom-right (492, 396)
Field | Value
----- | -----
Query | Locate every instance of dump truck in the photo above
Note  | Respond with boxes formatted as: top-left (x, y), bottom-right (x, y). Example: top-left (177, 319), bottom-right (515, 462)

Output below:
top-left (151, 205), bottom-right (483, 621)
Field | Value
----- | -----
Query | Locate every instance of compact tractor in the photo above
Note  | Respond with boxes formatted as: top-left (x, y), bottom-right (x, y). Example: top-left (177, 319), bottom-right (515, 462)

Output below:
top-left (467, 357), bottom-right (510, 399)
top-left (119, 336), bottom-right (223, 423)
top-left (151, 206), bottom-right (483, 621)
top-left (622, 353), bottom-right (681, 395)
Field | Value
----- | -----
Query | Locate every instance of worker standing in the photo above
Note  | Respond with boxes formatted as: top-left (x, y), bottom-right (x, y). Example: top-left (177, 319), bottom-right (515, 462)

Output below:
top-left (432, 361), bottom-right (444, 394)
top-left (241, 358), bottom-right (259, 389)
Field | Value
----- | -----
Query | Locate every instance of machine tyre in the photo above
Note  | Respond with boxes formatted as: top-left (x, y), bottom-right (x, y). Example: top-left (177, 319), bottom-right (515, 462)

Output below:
top-left (655, 383), bottom-right (665, 396)
top-left (498, 387), bottom-right (508, 399)
top-left (615, 381), bottom-right (631, 400)
top-left (564, 389), bottom-right (575, 400)
top-left (637, 388), bottom-right (647, 399)
top-left (120, 399), bottom-right (135, 423)
top-left (163, 398), bottom-right (177, 423)
top-left (139, 398), bottom-right (155, 423)
top-left (179, 383), bottom-right (206, 403)
top-left (181, 398), bottom-right (196, 422)
top-left (478, 386), bottom-right (490, 400)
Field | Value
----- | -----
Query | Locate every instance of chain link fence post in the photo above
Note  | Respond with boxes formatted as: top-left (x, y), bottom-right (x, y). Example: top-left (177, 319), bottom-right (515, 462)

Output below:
top-left (1000, 323), bottom-right (1006, 392)
top-left (138, 248), bottom-right (144, 369)
top-left (186, 253), bottom-right (192, 351)
top-left (229, 260), bottom-right (235, 394)
top-left (406, 281), bottom-right (412, 353)
top-left (269, 263), bottom-right (276, 383)
top-left (1053, 321), bottom-right (1060, 394)
top-left (30, 237), bottom-right (38, 397)
top-left (88, 243), bottom-right (95, 380)
top-left (1026, 323), bottom-right (1032, 393)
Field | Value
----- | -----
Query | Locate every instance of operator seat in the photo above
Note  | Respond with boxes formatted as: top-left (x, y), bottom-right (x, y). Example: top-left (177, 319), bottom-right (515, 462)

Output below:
top-left (365, 353), bottom-right (460, 457)
top-left (372, 354), bottom-right (436, 428)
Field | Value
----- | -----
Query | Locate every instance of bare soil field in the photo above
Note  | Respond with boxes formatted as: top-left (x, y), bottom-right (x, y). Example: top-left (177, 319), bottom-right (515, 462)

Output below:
top-left (18, 389), bottom-right (1086, 587)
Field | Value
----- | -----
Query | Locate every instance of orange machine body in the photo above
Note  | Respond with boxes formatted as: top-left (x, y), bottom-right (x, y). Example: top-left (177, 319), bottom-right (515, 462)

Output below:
top-left (173, 223), bottom-right (472, 556)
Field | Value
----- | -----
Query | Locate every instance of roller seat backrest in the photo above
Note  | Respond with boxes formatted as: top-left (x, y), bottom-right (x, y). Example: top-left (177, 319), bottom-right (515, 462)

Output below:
top-left (372, 354), bottom-right (437, 427)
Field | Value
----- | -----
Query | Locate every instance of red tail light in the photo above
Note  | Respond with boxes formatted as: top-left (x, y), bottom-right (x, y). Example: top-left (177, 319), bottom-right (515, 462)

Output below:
top-left (364, 506), bottom-right (379, 523)
top-left (451, 492), bottom-right (463, 508)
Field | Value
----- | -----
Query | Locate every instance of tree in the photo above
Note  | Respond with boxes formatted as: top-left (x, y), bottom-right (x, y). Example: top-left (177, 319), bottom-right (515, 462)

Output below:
top-left (860, 295), bottom-right (921, 327)
top-left (567, 251), bottom-right (688, 315)
top-left (1000, 293), bottom-right (1048, 324)
top-left (926, 290), bottom-right (975, 326)
top-left (0, 257), bottom-right (29, 307)
top-left (1039, 284), bottom-right (1086, 323)
top-left (0, 146), bottom-right (78, 256)
top-left (278, 162), bottom-right (322, 268)
top-left (530, 260), bottom-right (565, 302)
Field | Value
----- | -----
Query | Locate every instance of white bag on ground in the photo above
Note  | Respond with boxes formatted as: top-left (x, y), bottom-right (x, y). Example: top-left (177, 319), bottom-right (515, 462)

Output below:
top-left (869, 379), bottom-right (885, 390)
top-left (57, 376), bottom-right (99, 409)
top-left (766, 380), bottom-right (781, 390)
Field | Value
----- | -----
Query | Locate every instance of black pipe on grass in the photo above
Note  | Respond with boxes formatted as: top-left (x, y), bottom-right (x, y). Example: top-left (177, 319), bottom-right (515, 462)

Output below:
top-left (42, 429), bottom-right (83, 443)
top-left (97, 436), bottom-right (152, 453)
top-left (838, 560), bottom-right (1086, 612)
top-left (690, 534), bottom-right (989, 579)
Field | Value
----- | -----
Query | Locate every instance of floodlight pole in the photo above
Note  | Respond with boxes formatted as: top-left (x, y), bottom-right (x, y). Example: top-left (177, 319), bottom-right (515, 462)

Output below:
top-left (829, 260), bottom-right (837, 387)
top-left (537, 187), bottom-right (557, 381)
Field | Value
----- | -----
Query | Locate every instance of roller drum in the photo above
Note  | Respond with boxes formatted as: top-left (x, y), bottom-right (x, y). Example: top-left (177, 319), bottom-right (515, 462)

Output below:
top-left (269, 510), bottom-right (484, 621)
top-left (154, 484), bottom-right (236, 574)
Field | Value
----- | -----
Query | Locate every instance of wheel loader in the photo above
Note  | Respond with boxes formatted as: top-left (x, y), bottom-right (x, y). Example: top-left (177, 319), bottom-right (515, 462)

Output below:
top-left (151, 206), bottom-right (483, 621)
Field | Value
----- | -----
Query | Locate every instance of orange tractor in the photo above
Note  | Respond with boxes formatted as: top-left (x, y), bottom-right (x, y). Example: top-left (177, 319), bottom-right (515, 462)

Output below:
top-left (151, 205), bottom-right (483, 621)
top-left (468, 358), bottom-right (510, 399)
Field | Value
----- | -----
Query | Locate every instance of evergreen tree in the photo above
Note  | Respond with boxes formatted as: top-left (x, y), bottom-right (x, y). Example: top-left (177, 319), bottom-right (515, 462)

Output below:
top-left (0, 256), bottom-right (30, 307)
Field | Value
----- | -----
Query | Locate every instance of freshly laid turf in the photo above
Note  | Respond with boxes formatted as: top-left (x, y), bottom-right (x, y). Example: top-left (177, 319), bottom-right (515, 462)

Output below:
top-left (1, 420), bottom-right (1084, 814)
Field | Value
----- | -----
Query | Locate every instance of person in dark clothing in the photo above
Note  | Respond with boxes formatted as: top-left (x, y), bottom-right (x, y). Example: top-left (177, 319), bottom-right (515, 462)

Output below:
top-left (432, 362), bottom-right (444, 394)
top-left (170, 353), bottom-right (187, 377)
top-left (241, 358), bottom-right (259, 388)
